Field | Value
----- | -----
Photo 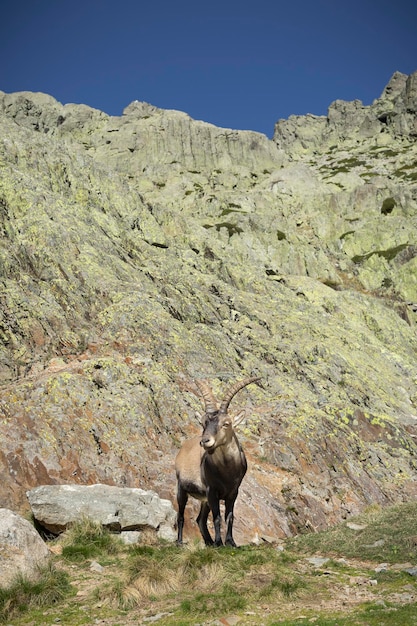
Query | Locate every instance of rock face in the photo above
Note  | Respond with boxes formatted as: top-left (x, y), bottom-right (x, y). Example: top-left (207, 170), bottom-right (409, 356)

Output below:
top-left (273, 71), bottom-right (417, 157)
top-left (0, 71), bottom-right (416, 543)
top-left (0, 509), bottom-right (50, 588)
top-left (27, 484), bottom-right (177, 541)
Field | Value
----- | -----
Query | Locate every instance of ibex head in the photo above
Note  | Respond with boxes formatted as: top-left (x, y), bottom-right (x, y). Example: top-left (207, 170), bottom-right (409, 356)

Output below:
top-left (196, 376), bottom-right (260, 453)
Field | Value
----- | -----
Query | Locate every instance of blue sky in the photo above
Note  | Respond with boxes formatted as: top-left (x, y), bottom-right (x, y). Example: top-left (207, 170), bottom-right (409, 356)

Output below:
top-left (1, 0), bottom-right (416, 137)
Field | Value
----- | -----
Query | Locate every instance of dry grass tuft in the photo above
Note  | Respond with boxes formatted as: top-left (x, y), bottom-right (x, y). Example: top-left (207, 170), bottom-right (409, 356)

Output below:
top-left (126, 562), bottom-right (184, 599)
top-left (194, 562), bottom-right (228, 592)
top-left (244, 563), bottom-right (276, 588)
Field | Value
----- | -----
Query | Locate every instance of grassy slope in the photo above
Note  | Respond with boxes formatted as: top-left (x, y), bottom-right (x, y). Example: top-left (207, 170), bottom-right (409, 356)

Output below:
top-left (1, 503), bottom-right (417, 626)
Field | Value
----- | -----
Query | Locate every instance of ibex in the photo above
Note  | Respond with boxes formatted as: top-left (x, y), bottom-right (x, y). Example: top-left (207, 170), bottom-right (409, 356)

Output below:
top-left (175, 376), bottom-right (260, 547)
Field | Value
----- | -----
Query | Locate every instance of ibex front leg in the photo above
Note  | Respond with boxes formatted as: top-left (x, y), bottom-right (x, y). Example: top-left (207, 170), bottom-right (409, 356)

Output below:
top-left (224, 494), bottom-right (238, 547)
top-left (196, 501), bottom-right (214, 546)
top-left (207, 487), bottom-right (223, 546)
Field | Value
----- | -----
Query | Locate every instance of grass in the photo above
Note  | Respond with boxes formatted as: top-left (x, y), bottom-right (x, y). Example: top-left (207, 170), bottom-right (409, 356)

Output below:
top-left (288, 502), bottom-right (417, 564)
top-left (1, 504), bottom-right (417, 625)
top-left (270, 603), bottom-right (417, 626)
top-left (60, 516), bottom-right (123, 562)
top-left (95, 541), bottom-right (306, 616)
top-left (0, 562), bottom-right (73, 623)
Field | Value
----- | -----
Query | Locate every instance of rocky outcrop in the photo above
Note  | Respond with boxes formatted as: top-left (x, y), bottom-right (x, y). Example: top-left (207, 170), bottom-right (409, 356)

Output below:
top-left (0, 509), bottom-right (50, 588)
top-left (0, 90), bottom-right (285, 174)
top-left (273, 71), bottom-right (417, 157)
top-left (0, 71), bottom-right (416, 542)
top-left (27, 484), bottom-right (176, 541)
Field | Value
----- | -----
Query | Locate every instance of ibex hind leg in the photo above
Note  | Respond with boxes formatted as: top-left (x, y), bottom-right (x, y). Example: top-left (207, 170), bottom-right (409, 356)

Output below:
top-left (197, 501), bottom-right (214, 546)
top-left (176, 484), bottom-right (188, 546)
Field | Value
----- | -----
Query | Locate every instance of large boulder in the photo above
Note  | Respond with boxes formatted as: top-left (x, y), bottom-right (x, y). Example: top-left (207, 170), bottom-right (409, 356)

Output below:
top-left (27, 484), bottom-right (177, 541)
top-left (0, 509), bottom-right (50, 588)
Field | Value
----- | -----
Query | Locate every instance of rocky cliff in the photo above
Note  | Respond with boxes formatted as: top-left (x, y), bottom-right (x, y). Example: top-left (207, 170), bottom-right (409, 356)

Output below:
top-left (0, 71), bottom-right (416, 542)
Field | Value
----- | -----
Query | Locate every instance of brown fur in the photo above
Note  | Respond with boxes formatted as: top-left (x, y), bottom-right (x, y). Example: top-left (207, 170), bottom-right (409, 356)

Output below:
top-left (175, 376), bottom-right (259, 547)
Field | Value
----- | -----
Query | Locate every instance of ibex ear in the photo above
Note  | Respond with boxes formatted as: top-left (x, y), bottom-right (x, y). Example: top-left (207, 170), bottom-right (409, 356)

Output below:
top-left (233, 410), bottom-right (246, 428)
top-left (195, 410), bottom-right (203, 425)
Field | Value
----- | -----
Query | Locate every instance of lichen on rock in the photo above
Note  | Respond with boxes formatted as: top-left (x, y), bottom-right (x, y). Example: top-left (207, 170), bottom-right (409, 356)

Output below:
top-left (0, 73), bottom-right (416, 541)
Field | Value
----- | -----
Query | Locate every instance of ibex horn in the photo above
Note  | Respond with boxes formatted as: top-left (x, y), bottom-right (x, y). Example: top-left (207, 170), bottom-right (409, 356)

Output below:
top-left (219, 376), bottom-right (261, 414)
top-left (195, 379), bottom-right (218, 414)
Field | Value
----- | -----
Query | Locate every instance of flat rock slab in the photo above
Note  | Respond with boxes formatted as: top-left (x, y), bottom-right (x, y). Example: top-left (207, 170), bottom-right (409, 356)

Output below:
top-left (27, 484), bottom-right (176, 540)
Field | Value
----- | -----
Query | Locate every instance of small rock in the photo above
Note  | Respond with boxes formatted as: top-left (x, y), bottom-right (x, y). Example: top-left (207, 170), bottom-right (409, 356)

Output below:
top-left (404, 567), bottom-right (417, 576)
top-left (346, 522), bottom-right (368, 531)
top-left (306, 557), bottom-right (329, 567)
top-left (143, 613), bottom-right (174, 623)
top-left (120, 530), bottom-right (142, 545)
top-left (90, 560), bottom-right (104, 573)
top-left (375, 563), bottom-right (389, 573)
top-left (363, 539), bottom-right (385, 548)
top-left (391, 562), bottom-right (413, 570)
top-left (213, 617), bottom-right (242, 626)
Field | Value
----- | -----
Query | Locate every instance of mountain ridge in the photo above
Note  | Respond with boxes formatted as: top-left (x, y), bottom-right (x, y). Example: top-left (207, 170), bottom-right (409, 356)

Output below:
top-left (0, 71), bottom-right (416, 541)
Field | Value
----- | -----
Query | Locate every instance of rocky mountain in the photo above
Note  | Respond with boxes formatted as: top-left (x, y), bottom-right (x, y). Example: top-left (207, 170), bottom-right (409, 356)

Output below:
top-left (0, 71), bottom-right (416, 543)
